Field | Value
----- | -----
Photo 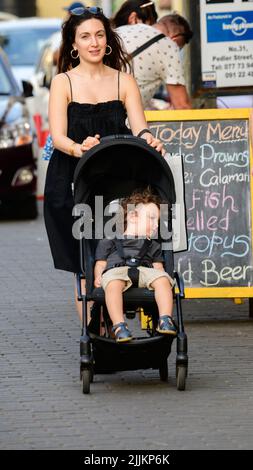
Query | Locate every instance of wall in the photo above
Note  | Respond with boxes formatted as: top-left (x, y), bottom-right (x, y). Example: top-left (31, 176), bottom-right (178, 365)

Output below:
top-left (37, 0), bottom-right (73, 18)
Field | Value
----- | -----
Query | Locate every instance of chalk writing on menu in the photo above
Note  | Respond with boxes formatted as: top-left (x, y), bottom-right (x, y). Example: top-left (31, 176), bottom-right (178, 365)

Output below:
top-left (150, 120), bottom-right (253, 288)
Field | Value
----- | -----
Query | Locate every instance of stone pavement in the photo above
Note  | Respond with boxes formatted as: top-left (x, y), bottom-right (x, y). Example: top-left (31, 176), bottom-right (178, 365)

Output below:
top-left (0, 204), bottom-right (253, 450)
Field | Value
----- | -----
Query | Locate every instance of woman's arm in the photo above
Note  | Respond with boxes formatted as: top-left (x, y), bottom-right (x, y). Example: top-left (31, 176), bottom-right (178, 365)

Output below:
top-left (49, 74), bottom-right (100, 157)
top-left (49, 74), bottom-right (82, 157)
top-left (122, 73), bottom-right (165, 155)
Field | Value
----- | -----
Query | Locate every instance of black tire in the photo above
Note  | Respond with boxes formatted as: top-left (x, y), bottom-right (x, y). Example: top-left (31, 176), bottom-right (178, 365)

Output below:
top-left (176, 366), bottom-right (187, 391)
top-left (159, 359), bottom-right (168, 382)
top-left (82, 369), bottom-right (90, 394)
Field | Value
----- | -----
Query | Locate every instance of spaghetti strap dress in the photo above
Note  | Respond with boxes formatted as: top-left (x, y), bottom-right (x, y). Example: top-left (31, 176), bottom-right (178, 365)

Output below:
top-left (44, 71), bottom-right (131, 273)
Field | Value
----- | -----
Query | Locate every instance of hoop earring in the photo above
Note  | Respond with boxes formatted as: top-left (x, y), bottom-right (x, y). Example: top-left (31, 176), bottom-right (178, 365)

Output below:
top-left (105, 44), bottom-right (112, 56)
top-left (70, 48), bottom-right (79, 59)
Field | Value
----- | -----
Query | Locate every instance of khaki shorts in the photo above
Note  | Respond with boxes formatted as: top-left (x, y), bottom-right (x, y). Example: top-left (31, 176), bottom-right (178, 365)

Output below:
top-left (101, 266), bottom-right (174, 292)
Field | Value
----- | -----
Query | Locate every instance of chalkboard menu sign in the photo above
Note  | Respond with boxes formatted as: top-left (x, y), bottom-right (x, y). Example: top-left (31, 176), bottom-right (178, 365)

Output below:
top-left (147, 109), bottom-right (253, 296)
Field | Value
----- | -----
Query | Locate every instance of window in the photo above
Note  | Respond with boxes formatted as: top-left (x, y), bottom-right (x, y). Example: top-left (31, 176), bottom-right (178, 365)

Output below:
top-left (0, 28), bottom-right (59, 66)
top-left (0, 60), bottom-right (12, 94)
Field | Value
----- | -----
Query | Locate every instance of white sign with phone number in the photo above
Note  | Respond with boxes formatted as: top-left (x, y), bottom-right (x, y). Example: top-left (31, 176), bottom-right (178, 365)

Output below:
top-left (200, 0), bottom-right (253, 88)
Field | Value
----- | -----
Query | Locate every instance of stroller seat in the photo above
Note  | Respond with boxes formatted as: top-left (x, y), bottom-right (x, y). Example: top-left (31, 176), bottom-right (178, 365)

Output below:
top-left (92, 286), bottom-right (156, 304)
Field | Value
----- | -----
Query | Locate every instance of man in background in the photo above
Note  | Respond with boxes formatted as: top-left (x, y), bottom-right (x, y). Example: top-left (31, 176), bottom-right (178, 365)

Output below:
top-left (157, 14), bottom-right (193, 50)
top-left (116, 11), bottom-right (192, 109)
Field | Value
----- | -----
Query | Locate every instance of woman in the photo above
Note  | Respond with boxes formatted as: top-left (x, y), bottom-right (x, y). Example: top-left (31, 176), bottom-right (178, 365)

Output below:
top-left (44, 6), bottom-right (164, 321)
top-left (111, 0), bottom-right (158, 28)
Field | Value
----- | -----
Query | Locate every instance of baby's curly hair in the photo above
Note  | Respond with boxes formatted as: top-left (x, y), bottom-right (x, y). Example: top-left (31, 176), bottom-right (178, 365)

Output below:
top-left (119, 187), bottom-right (162, 231)
top-left (122, 187), bottom-right (161, 208)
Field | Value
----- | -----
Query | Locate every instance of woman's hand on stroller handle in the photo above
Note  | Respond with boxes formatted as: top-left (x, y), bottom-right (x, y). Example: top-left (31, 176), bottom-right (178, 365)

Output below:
top-left (71, 135), bottom-right (101, 157)
top-left (81, 134), bottom-right (101, 153)
top-left (140, 132), bottom-right (165, 156)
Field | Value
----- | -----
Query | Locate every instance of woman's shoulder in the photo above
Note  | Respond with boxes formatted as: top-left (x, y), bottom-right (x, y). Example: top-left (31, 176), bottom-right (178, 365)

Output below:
top-left (119, 70), bottom-right (135, 82)
top-left (51, 72), bottom-right (69, 84)
top-left (102, 66), bottom-right (137, 95)
top-left (50, 73), bottom-right (71, 97)
top-left (119, 70), bottom-right (137, 90)
top-left (50, 73), bottom-right (71, 91)
top-left (119, 71), bottom-right (139, 102)
top-left (105, 66), bottom-right (134, 83)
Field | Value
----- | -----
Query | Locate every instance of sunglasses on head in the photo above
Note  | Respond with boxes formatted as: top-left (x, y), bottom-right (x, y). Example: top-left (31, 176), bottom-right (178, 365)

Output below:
top-left (70, 6), bottom-right (103, 16)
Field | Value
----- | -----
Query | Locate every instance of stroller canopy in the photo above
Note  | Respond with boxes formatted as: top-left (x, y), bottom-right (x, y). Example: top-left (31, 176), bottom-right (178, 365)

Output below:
top-left (74, 136), bottom-right (176, 206)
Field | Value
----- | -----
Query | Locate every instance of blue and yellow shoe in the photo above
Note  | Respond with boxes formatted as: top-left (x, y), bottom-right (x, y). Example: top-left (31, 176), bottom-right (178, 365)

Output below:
top-left (156, 315), bottom-right (177, 336)
top-left (112, 322), bottom-right (133, 343)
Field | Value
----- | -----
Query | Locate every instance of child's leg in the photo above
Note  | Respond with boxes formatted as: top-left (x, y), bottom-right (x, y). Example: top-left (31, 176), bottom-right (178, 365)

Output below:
top-left (150, 276), bottom-right (173, 317)
top-left (102, 267), bottom-right (133, 342)
top-left (104, 279), bottom-right (133, 342)
top-left (104, 279), bottom-right (126, 325)
top-left (150, 276), bottom-right (177, 335)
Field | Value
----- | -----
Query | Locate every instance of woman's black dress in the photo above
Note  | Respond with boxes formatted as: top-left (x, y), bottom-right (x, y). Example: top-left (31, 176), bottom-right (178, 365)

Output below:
top-left (44, 90), bottom-right (131, 273)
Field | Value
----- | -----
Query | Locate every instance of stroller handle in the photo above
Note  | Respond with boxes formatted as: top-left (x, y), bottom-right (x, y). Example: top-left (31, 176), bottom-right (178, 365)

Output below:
top-left (100, 134), bottom-right (139, 144)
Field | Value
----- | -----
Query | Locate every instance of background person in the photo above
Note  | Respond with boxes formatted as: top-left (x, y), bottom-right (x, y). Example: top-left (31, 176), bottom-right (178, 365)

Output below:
top-left (151, 13), bottom-right (193, 108)
top-left (115, 10), bottom-right (192, 109)
top-left (157, 13), bottom-right (193, 50)
top-left (111, 0), bottom-right (158, 28)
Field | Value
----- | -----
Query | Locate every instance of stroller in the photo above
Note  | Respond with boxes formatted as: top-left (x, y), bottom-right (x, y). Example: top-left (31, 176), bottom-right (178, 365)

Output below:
top-left (73, 135), bottom-right (188, 394)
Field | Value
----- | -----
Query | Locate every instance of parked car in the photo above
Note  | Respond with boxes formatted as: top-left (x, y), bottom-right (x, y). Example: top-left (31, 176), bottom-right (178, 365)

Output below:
top-left (0, 17), bottom-right (61, 85)
top-left (32, 31), bottom-right (61, 92)
top-left (0, 47), bottom-right (37, 219)
top-left (29, 31), bottom-right (61, 199)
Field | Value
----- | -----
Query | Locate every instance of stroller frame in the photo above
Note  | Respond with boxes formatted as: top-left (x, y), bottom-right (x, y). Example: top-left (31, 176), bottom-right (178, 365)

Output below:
top-left (74, 136), bottom-right (188, 394)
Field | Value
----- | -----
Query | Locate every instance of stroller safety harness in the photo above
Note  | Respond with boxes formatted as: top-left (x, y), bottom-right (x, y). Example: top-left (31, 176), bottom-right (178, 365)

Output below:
top-left (109, 238), bottom-right (153, 287)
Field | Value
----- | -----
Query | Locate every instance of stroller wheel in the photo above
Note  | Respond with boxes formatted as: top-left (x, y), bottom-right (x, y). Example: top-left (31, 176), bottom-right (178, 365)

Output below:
top-left (176, 365), bottom-right (187, 391)
top-left (159, 359), bottom-right (168, 382)
top-left (81, 369), bottom-right (91, 394)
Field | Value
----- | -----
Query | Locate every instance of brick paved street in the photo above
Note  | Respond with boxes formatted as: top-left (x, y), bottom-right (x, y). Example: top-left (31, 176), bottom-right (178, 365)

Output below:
top-left (0, 204), bottom-right (253, 450)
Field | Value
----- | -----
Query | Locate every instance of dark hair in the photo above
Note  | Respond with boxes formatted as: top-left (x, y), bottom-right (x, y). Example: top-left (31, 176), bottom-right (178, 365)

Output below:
top-left (158, 14), bottom-right (193, 44)
top-left (112, 0), bottom-right (158, 28)
top-left (58, 11), bottom-right (130, 73)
